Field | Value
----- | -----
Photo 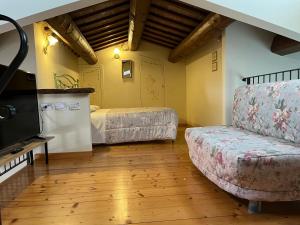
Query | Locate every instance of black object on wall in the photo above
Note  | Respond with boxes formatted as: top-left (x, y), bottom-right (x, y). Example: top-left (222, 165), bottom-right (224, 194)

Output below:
top-left (0, 15), bottom-right (40, 154)
top-left (0, 14), bottom-right (28, 94)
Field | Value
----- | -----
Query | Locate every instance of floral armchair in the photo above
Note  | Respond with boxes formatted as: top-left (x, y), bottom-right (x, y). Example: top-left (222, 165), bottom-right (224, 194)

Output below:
top-left (185, 80), bottom-right (300, 213)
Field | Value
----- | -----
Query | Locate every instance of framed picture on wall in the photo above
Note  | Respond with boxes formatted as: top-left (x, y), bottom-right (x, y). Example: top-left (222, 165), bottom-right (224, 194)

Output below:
top-left (122, 60), bottom-right (133, 78)
top-left (212, 61), bottom-right (217, 72)
top-left (212, 51), bottom-right (217, 61)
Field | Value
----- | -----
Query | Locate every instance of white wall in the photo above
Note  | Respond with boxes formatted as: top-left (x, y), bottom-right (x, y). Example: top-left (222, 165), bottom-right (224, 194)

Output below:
top-left (0, 25), bottom-right (36, 73)
top-left (0, 0), bottom-right (106, 34)
top-left (79, 41), bottom-right (187, 124)
top-left (185, 39), bottom-right (225, 126)
top-left (223, 21), bottom-right (300, 125)
top-left (182, 0), bottom-right (300, 42)
top-left (38, 94), bottom-right (92, 153)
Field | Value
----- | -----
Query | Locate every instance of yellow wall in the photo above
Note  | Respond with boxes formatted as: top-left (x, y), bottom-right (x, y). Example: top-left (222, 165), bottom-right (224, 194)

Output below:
top-left (185, 39), bottom-right (225, 126)
top-left (33, 22), bottom-right (79, 88)
top-left (79, 41), bottom-right (187, 124)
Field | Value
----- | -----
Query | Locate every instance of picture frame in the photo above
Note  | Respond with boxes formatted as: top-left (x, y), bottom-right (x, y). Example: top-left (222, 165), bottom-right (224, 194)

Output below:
top-left (212, 61), bottom-right (218, 72)
top-left (122, 60), bottom-right (133, 78)
top-left (212, 51), bottom-right (217, 61)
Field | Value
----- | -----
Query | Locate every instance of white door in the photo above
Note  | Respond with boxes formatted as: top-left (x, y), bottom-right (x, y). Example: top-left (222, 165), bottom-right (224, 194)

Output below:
top-left (80, 67), bottom-right (102, 106)
top-left (140, 58), bottom-right (165, 107)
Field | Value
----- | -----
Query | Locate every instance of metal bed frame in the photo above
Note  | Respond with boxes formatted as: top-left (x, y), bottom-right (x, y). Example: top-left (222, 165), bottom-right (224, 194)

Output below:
top-left (54, 73), bottom-right (80, 89)
top-left (242, 68), bottom-right (300, 84)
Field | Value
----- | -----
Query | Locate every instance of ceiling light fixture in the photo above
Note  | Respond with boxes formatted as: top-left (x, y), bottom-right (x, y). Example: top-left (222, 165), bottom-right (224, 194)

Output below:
top-left (47, 34), bottom-right (58, 46)
top-left (43, 27), bottom-right (59, 54)
top-left (113, 48), bottom-right (120, 59)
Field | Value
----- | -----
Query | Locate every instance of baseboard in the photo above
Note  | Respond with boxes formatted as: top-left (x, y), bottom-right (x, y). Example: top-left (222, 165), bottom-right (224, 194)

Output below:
top-left (35, 151), bottom-right (93, 160)
top-left (184, 123), bottom-right (194, 127)
top-left (178, 123), bottom-right (188, 127)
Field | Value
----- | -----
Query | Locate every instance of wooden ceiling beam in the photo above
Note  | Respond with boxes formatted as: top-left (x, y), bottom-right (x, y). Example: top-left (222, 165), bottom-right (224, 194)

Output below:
top-left (46, 14), bottom-right (98, 65)
top-left (144, 27), bottom-right (182, 41)
top-left (168, 13), bottom-right (233, 63)
top-left (271, 35), bottom-right (300, 55)
top-left (147, 14), bottom-right (192, 33)
top-left (83, 20), bottom-right (128, 37)
top-left (92, 40), bottom-right (127, 50)
top-left (143, 32), bottom-right (179, 45)
top-left (92, 35), bottom-right (128, 48)
top-left (89, 30), bottom-right (128, 45)
top-left (151, 0), bottom-right (206, 21)
top-left (86, 25), bottom-right (128, 41)
top-left (70, 0), bottom-right (128, 19)
top-left (146, 21), bottom-right (188, 37)
top-left (94, 39), bottom-right (128, 51)
top-left (80, 13), bottom-right (129, 32)
top-left (142, 37), bottom-right (175, 49)
top-left (75, 4), bottom-right (130, 26)
top-left (150, 6), bottom-right (198, 27)
top-left (128, 0), bottom-right (151, 50)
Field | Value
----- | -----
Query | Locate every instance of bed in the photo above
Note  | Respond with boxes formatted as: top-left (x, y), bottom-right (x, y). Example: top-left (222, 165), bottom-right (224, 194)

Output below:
top-left (90, 107), bottom-right (178, 144)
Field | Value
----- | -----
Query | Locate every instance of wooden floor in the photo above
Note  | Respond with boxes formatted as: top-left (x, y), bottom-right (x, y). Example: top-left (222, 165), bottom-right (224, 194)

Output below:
top-left (1, 127), bottom-right (300, 225)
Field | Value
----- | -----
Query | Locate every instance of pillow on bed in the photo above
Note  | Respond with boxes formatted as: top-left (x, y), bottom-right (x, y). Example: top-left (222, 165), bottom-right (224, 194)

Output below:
top-left (90, 105), bottom-right (100, 112)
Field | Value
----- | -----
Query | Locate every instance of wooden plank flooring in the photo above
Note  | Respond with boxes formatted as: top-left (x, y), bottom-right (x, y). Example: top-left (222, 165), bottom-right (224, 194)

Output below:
top-left (1, 127), bottom-right (300, 225)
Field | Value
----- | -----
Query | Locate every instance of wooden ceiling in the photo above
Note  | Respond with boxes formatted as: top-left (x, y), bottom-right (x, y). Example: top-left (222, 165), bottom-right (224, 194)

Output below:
top-left (143, 0), bottom-right (209, 49)
top-left (47, 0), bottom-right (232, 64)
top-left (69, 0), bottom-right (210, 51)
top-left (70, 0), bottom-right (130, 51)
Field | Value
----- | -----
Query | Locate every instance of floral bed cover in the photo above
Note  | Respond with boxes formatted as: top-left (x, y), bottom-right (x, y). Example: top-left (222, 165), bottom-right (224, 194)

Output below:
top-left (91, 107), bottom-right (178, 144)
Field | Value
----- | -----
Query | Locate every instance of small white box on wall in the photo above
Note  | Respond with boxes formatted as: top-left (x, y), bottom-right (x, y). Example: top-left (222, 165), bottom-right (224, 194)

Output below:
top-left (212, 51), bottom-right (218, 72)
top-left (69, 102), bottom-right (80, 110)
top-left (54, 102), bottom-right (67, 111)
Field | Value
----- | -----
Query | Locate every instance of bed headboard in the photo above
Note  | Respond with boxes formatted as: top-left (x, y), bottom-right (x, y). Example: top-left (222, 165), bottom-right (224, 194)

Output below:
top-left (54, 73), bottom-right (79, 89)
top-left (242, 68), bottom-right (300, 85)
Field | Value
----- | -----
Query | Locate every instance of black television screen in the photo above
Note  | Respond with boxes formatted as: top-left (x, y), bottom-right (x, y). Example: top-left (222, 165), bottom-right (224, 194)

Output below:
top-left (0, 64), bottom-right (40, 154)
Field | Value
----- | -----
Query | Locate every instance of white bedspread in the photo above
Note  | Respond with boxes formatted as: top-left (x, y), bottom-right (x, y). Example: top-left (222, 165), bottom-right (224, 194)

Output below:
top-left (91, 107), bottom-right (178, 144)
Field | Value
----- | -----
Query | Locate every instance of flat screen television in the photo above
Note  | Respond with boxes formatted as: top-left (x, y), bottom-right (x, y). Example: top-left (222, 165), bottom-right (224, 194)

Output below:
top-left (0, 64), bottom-right (40, 155)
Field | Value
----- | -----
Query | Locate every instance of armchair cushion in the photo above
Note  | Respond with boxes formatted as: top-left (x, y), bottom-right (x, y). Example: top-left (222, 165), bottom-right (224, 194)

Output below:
top-left (185, 126), bottom-right (300, 201)
top-left (233, 80), bottom-right (300, 143)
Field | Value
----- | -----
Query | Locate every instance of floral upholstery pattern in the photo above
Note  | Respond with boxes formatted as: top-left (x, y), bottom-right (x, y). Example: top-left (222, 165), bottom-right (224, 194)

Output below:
top-left (186, 126), bottom-right (300, 201)
top-left (233, 80), bottom-right (300, 143)
top-left (91, 107), bottom-right (178, 144)
top-left (186, 80), bottom-right (300, 202)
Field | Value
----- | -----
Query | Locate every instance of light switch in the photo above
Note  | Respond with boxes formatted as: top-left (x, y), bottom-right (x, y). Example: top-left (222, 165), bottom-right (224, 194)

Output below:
top-left (69, 102), bottom-right (80, 110)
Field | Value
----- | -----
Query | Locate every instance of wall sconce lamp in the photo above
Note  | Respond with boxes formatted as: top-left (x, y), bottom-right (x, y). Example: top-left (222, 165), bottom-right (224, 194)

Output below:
top-left (113, 48), bottom-right (120, 59)
top-left (43, 27), bottom-right (59, 54)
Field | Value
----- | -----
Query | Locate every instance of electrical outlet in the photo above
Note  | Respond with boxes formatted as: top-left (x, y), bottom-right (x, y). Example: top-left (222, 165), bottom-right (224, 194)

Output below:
top-left (41, 103), bottom-right (53, 111)
top-left (54, 102), bottom-right (67, 111)
top-left (69, 102), bottom-right (80, 110)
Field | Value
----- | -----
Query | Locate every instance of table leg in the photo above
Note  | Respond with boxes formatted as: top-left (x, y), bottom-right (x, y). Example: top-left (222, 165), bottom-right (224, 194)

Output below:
top-left (29, 150), bottom-right (34, 165)
top-left (45, 143), bottom-right (49, 164)
top-left (26, 152), bottom-right (30, 165)
top-left (30, 150), bottom-right (34, 165)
